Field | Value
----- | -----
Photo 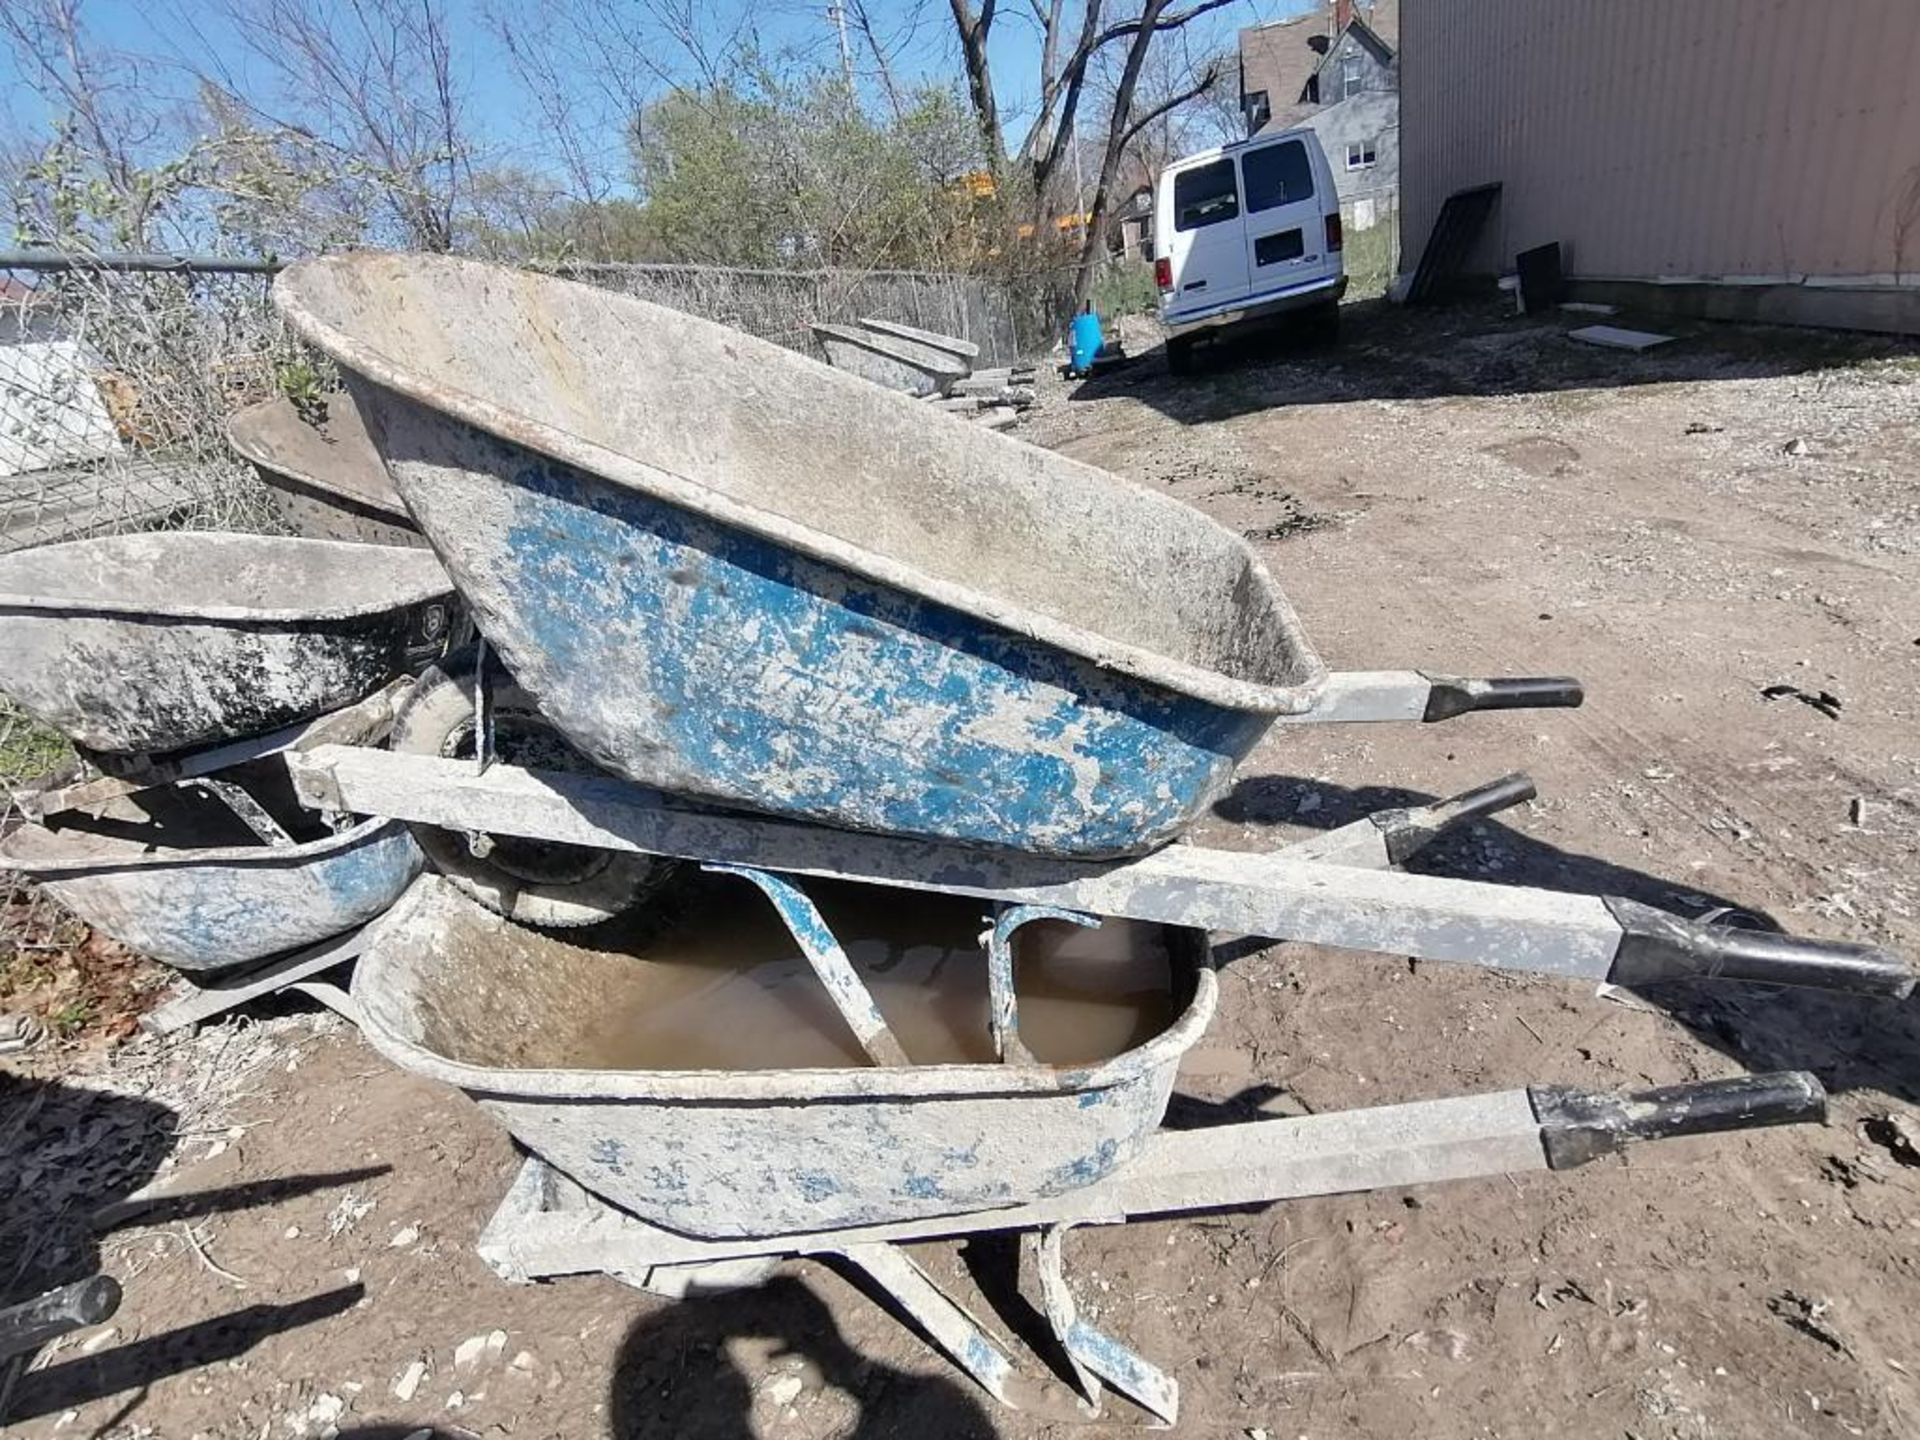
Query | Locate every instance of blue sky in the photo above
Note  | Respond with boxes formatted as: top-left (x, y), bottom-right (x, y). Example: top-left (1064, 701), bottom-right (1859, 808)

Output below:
top-left (0, 0), bottom-right (1313, 188)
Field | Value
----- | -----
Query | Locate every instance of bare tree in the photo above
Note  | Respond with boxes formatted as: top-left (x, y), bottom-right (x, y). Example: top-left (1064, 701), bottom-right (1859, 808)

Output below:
top-left (945, 0), bottom-right (1233, 225)
top-left (1069, 0), bottom-right (1223, 310)
top-left (204, 0), bottom-right (471, 251)
top-left (0, 0), bottom-right (205, 247)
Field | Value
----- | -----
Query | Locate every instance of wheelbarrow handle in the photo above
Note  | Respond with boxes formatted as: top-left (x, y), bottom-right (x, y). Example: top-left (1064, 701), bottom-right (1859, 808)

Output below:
top-left (1531, 1071), bottom-right (1826, 1169)
top-left (1422, 675), bottom-right (1586, 722)
top-left (0, 1274), bottom-right (122, 1363)
top-left (1604, 897), bottom-right (1915, 997)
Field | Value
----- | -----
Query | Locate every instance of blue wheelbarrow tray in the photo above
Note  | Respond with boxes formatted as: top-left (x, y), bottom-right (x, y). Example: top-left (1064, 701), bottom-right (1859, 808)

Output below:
top-left (0, 805), bottom-right (422, 973)
top-left (273, 254), bottom-right (1328, 858)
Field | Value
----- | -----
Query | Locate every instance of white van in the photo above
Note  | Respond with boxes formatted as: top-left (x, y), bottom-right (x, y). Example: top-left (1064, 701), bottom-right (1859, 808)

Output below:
top-left (1153, 127), bottom-right (1346, 372)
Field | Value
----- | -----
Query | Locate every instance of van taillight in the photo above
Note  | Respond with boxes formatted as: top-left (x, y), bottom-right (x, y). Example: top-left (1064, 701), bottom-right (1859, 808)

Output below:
top-left (1154, 257), bottom-right (1173, 291)
top-left (1325, 213), bottom-right (1343, 253)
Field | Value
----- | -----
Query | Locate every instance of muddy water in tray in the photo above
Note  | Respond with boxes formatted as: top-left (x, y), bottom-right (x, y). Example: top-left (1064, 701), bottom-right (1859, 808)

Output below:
top-left (474, 873), bottom-right (1181, 1071)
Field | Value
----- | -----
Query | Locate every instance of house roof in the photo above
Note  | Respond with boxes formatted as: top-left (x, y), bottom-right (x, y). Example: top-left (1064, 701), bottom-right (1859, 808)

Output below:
top-left (1240, 0), bottom-right (1398, 115)
top-left (1304, 12), bottom-right (1396, 98)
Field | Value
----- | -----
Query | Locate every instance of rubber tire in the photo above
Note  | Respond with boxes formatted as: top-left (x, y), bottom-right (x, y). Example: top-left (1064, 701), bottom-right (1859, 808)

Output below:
top-left (388, 658), bottom-right (676, 928)
top-left (1166, 335), bottom-right (1197, 375)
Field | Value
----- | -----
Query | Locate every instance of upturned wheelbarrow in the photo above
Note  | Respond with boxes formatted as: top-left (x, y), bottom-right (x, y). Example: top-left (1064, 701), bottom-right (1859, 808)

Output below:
top-left (225, 390), bottom-right (425, 547)
top-left (274, 254), bottom-right (1586, 858)
top-left (0, 534), bottom-right (449, 1005)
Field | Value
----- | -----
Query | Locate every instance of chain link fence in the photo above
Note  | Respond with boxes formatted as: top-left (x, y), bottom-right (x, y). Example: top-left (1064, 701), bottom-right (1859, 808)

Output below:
top-left (556, 262), bottom-right (1053, 365)
top-left (0, 252), bottom-right (1042, 988)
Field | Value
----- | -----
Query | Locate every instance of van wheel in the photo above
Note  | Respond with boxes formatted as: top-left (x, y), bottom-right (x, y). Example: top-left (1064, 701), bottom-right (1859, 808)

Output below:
top-left (1166, 336), bottom-right (1197, 375)
top-left (388, 656), bottom-right (677, 928)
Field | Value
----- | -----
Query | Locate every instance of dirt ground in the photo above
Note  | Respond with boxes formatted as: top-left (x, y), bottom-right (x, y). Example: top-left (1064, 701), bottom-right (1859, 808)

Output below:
top-left (6, 296), bottom-right (1920, 1439)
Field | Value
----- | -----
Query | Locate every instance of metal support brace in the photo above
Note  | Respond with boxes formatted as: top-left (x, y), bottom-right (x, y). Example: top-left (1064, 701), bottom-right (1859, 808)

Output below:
top-left (184, 777), bottom-right (295, 846)
top-left (472, 637), bottom-right (496, 775)
top-left (984, 905), bottom-right (1099, 1064)
top-left (705, 864), bottom-right (910, 1067)
top-left (1277, 772), bottom-right (1537, 870)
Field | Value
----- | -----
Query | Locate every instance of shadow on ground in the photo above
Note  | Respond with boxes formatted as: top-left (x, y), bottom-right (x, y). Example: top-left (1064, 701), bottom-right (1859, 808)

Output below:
top-left (1213, 773), bottom-right (1920, 1105)
top-left (604, 1272), bottom-right (998, 1439)
top-left (1066, 298), bottom-right (1920, 425)
top-left (0, 1073), bottom-right (380, 1424)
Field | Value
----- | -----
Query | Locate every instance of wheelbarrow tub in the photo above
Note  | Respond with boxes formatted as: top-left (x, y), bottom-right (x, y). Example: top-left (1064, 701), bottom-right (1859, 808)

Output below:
top-left (273, 254), bottom-right (1326, 856)
top-left (854, 316), bottom-right (981, 364)
top-left (352, 874), bottom-right (1218, 1238)
top-left (226, 392), bottom-right (425, 547)
top-left (0, 533), bottom-right (455, 754)
top-left (812, 322), bottom-right (970, 395)
top-left (0, 781), bottom-right (423, 972)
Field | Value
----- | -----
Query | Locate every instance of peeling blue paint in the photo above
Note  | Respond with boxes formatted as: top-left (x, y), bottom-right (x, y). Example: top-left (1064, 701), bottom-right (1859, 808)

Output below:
top-left (901, 1173), bottom-right (945, 1200)
top-left (591, 1137), bottom-right (629, 1176)
top-left (1045, 1138), bottom-right (1121, 1191)
top-left (794, 1171), bottom-right (842, 1202)
top-left (40, 820), bottom-right (422, 974)
top-left (453, 452), bottom-right (1270, 856)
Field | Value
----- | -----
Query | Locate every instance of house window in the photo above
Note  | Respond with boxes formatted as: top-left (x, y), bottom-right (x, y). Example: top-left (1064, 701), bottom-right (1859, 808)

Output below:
top-left (1340, 52), bottom-right (1365, 99)
top-left (1345, 139), bottom-right (1378, 170)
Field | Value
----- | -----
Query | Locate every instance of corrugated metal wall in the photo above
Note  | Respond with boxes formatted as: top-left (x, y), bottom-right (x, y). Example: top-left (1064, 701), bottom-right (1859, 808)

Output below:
top-left (1402, 0), bottom-right (1920, 281)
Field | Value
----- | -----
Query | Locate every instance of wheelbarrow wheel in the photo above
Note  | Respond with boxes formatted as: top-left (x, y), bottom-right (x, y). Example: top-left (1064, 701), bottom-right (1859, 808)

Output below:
top-left (388, 656), bottom-right (676, 928)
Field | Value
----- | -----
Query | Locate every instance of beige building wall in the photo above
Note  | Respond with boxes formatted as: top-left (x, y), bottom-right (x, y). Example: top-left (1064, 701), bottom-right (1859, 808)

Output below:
top-left (1402, 0), bottom-right (1920, 292)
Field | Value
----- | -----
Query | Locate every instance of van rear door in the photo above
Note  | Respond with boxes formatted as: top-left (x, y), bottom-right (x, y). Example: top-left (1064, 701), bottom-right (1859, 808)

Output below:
top-left (1237, 136), bottom-right (1327, 297)
top-left (1163, 155), bottom-right (1249, 318)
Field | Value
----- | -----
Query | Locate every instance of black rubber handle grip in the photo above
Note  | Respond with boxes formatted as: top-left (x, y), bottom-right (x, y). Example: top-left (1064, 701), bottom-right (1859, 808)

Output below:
top-left (1422, 675), bottom-right (1586, 722)
top-left (0, 1274), bottom-right (121, 1362)
top-left (1532, 1072), bottom-right (1826, 1169)
top-left (1605, 897), bottom-right (1915, 998)
top-left (1427, 772), bottom-right (1538, 825)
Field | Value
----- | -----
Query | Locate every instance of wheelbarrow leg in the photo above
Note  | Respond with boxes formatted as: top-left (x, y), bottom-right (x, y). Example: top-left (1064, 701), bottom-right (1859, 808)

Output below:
top-left (833, 1243), bottom-right (1029, 1409)
top-left (1279, 771), bottom-right (1537, 870)
top-left (983, 905), bottom-right (1100, 1064)
top-left (1026, 1224), bottom-right (1178, 1425)
top-left (1272, 671), bottom-right (1584, 726)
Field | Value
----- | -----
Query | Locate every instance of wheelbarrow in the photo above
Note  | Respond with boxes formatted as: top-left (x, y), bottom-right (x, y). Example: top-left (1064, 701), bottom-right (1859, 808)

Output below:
top-left (274, 254), bottom-right (1584, 858)
top-left (0, 765), bottom-right (421, 973)
top-left (0, 531), bottom-right (453, 755)
top-left (0, 532), bottom-right (446, 1006)
top-left (810, 321), bottom-right (971, 394)
top-left (304, 776), bottom-right (1870, 1426)
top-left (225, 390), bottom-right (425, 547)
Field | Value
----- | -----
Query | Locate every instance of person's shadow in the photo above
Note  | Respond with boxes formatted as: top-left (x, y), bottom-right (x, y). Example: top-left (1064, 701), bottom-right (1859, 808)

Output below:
top-left (1, 1072), bottom-right (377, 1426)
top-left (604, 1271), bottom-right (997, 1439)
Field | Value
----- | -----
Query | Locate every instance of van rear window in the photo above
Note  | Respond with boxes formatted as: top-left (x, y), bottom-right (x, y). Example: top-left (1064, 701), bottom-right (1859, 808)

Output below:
top-left (1173, 159), bottom-right (1239, 232)
top-left (1241, 141), bottom-right (1314, 213)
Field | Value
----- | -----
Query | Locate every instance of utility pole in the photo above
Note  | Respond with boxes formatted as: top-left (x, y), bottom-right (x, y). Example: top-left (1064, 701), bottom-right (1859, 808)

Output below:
top-left (829, 4), bottom-right (855, 93)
